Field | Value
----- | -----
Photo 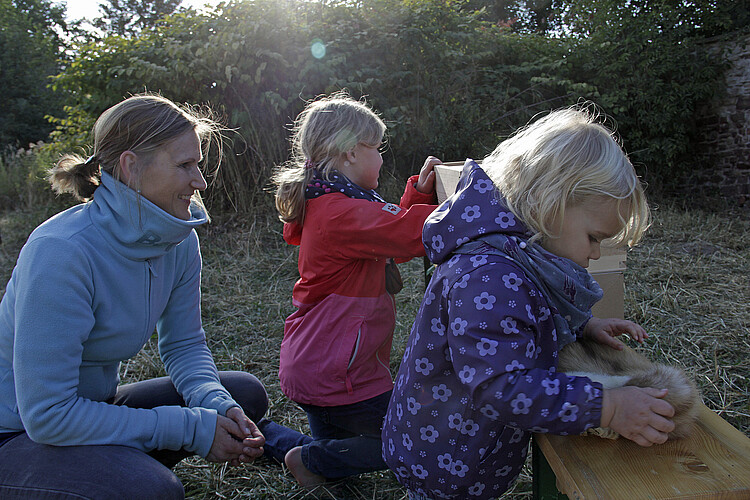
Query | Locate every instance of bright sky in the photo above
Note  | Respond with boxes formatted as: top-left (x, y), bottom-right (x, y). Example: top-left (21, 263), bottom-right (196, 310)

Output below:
top-left (64, 0), bottom-right (222, 22)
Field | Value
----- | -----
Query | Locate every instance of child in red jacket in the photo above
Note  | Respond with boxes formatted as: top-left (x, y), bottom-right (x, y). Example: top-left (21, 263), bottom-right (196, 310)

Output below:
top-left (264, 91), bottom-right (439, 486)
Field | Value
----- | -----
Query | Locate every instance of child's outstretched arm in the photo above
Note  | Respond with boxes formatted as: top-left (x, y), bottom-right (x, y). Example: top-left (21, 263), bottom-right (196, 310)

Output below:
top-left (416, 156), bottom-right (441, 194)
top-left (601, 386), bottom-right (675, 446)
top-left (583, 317), bottom-right (648, 350)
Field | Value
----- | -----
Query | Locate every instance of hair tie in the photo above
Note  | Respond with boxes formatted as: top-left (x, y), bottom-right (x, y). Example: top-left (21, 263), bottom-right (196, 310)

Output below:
top-left (304, 159), bottom-right (316, 169)
top-left (83, 155), bottom-right (97, 166)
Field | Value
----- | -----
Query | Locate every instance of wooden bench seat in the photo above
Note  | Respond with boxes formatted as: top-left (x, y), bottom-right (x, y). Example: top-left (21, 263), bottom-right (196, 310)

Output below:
top-left (532, 403), bottom-right (750, 499)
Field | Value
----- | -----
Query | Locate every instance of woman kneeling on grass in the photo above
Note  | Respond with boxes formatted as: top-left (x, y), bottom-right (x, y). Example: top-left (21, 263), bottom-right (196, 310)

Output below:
top-left (0, 93), bottom-right (268, 499)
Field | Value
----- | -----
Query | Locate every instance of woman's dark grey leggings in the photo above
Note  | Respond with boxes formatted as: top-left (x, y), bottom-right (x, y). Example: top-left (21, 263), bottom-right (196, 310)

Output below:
top-left (0, 371), bottom-right (268, 499)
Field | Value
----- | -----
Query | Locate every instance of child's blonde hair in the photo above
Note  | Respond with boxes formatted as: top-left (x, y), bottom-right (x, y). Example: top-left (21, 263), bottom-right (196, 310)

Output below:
top-left (273, 91), bottom-right (386, 224)
top-left (482, 104), bottom-right (649, 247)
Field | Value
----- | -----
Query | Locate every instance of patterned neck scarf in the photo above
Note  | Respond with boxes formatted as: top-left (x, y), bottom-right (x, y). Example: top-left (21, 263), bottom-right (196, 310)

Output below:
top-left (305, 168), bottom-right (385, 202)
top-left (455, 234), bottom-right (603, 349)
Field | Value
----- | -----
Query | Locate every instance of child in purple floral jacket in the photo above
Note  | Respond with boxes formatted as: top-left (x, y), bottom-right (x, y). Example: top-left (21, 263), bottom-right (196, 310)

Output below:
top-left (382, 105), bottom-right (676, 499)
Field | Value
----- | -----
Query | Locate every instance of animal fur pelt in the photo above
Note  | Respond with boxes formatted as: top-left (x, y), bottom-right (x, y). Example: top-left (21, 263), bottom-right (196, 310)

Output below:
top-left (558, 337), bottom-right (701, 440)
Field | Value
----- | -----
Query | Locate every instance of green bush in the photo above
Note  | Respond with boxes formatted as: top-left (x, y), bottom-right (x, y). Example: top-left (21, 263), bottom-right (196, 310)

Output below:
top-left (535, 0), bottom-right (728, 188)
top-left (0, 143), bottom-right (62, 211)
top-left (50, 0), bottom-right (570, 212)
top-left (46, 0), bottom-right (738, 213)
top-left (0, 0), bottom-right (69, 149)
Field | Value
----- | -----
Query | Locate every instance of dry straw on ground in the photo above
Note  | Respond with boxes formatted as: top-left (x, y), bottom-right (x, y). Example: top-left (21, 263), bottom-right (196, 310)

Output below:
top-left (0, 199), bottom-right (746, 499)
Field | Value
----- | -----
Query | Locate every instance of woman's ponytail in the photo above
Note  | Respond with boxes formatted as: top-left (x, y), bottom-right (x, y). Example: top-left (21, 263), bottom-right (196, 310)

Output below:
top-left (48, 154), bottom-right (101, 201)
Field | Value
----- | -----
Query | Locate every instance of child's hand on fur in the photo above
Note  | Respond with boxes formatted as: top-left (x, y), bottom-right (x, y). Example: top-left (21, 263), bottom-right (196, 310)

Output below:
top-left (583, 317), bottom-right (648, 349)
top-left (416, 156), bottom-right (442, 194)
top-left (601, 386), bottom-right (675, 446)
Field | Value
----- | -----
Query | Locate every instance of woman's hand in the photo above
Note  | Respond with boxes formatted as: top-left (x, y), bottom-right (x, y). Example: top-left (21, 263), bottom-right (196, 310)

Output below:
top-left (601, 386), bottom-right (675, 446)
top-left (416, 156), bottom-right (442, 194)
top-left (583, 317), bottom-right (648, 350)
top-left (226, 406), bottom-right (265, 462)
top-left (206, 407), bottom-right (265, 466)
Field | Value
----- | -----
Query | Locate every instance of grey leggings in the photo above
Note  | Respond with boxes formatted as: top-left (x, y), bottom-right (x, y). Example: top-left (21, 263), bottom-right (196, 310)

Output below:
top-left (0, 371), bottom-right (268, 499)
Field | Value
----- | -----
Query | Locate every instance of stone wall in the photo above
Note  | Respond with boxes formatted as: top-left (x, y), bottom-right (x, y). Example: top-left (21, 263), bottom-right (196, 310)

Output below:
top-left (694, 35), bottom-right (750, 207)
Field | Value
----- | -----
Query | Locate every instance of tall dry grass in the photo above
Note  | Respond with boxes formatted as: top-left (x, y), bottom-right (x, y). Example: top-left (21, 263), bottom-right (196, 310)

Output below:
top-left (0, 195), bottom-right (746, 499)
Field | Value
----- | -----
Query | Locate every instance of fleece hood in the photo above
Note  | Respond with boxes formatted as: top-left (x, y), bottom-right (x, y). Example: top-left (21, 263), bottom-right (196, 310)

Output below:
top-left (423, 159), bottom-right (530, 264)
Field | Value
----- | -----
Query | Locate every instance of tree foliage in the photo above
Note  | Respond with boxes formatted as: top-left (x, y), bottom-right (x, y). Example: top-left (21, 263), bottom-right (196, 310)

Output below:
top-left (52, 0), bottom-right (565, 211)
top-left (532, 0), bottom-right (741, 184)
top-left (46, 0), bottom-right (746, 211)
top-left (94, 0), bottom-right (183, 36)
top-left (462, 0), bottom-right (566, 33)
top-left (0, 0), bottom-right (68, 148)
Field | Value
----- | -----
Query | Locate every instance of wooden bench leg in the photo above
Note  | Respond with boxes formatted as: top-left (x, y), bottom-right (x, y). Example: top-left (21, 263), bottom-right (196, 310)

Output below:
top-left (532, 436), bottom-right (569, 500)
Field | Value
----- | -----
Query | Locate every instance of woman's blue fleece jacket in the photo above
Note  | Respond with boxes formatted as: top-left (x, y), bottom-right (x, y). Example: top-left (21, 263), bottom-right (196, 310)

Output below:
top-left (0, 172), bottom-right (237, 457)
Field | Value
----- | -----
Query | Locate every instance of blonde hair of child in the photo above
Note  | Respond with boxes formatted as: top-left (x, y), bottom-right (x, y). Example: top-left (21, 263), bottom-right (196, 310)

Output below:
top-left (273, 91), bottom-right (386, 224)
top-left (482, 104), bottom-right (649, 248)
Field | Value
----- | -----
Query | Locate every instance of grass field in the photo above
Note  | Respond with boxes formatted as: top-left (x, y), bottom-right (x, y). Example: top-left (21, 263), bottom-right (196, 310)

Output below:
top-left (0, 195), bottom-right (747, 499)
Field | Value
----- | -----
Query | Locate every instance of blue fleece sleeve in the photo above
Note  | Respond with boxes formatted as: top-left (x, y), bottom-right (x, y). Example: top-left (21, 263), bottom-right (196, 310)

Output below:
top-left (11, 237), bottom-right (218, 455)
top-left (444, 262), bottom-right (603, 435)
top-left (157, 231), bottom-right (239, 454)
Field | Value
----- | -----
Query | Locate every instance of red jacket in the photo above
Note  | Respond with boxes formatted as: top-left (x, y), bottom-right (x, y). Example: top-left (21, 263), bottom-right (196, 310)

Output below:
top-left (279, 175), bottom-right (436, 406)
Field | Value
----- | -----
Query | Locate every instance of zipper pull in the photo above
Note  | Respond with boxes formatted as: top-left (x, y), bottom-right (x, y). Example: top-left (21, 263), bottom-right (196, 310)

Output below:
top-left (146, 259), bottom-right (158, 277)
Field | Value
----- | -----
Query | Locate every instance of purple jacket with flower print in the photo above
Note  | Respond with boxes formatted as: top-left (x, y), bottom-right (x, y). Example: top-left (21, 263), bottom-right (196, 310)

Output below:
top-left (382, 160), bottom-right (604, 499)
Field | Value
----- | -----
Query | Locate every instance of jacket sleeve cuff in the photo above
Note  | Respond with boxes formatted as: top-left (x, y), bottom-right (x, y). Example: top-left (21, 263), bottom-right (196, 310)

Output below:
top-left (198, 386), bottom-right (239, 416)
top-left (401, 174), bottom-right (437, 206)
top-left (152, 405), bottom-right (218, 458)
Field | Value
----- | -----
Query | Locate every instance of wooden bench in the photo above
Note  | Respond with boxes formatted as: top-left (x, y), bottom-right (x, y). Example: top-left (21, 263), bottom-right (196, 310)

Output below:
top-left (532, 403), bottom-right (750, 499)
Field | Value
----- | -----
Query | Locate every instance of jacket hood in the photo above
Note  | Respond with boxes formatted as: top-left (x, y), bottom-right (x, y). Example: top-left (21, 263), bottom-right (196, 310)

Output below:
top-left (88, 171), bottom-right (208, 261)
top-left (424, 159), bottom-right (530, 264)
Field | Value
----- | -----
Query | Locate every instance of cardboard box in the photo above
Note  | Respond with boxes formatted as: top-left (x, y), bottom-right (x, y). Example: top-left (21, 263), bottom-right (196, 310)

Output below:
top-left (588, 245), bottom-right (625, 320)
top-left (434, 161), bottom-right (466, 202)
top-left (434, 161), bottom-right (626, 319)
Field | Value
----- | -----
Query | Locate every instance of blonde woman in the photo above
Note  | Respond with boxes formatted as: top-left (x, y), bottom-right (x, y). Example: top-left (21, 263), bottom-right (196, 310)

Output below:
top-left (0, 94), bottom-right (268, 499)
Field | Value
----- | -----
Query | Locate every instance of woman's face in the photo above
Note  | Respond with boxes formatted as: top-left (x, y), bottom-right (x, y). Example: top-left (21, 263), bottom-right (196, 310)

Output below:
top-left (137, 129), bottom-right (207, 220)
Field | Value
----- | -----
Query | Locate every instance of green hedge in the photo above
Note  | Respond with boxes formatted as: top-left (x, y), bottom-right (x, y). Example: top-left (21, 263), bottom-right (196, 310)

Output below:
top-left (46, 0), bottom-right (731, 212)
